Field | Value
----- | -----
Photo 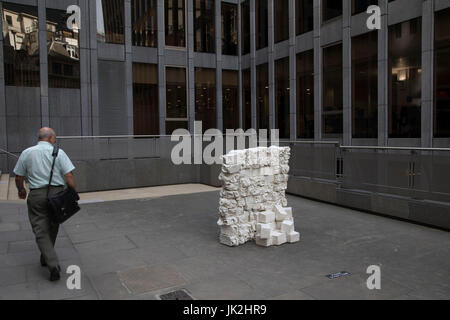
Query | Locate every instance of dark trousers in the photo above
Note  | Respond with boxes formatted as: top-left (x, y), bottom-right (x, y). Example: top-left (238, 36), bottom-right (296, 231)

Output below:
top-left (27, 186), bottom-right (64, 269)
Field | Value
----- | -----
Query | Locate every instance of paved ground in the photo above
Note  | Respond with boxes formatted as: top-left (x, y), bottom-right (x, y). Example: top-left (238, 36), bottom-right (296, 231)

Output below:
top-left (0, 186), bottom-right (449, 300)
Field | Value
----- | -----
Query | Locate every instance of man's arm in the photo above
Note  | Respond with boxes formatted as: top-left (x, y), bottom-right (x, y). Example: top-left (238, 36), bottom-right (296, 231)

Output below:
top-left (64, 172), bottom-right (76, 190)
top-left (15, 175), bottom-right (27, 200)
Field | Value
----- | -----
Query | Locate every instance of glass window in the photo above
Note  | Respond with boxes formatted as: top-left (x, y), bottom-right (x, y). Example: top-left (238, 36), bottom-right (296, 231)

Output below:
top-left (194, 0), bottom-right (215, 53)
top-left (241, 0), bottom-right (250, 55)
top-left (242, 68), bottom-right (251, 130)
top-left (2, 2), bottom-right (40, 87)
top-left (222, 3), bottom-right (238, 56)
top-left (435, 8), bottom-right (450, 138)
top-left (165, 0), bottom-right (186, 47)
top-left (389, 18), bottom-right (422, 138)
top-left (46, 8), bottom-right (80, 89)
top-left (223, 70), bottom-right (239, 130)
top-left (275, 57), bottom-right (290, 139)
top-left (97, 0), bottom-right (125, 44)
top-left (296, 0), bottom-right (314, 35)
top-left (256, 0), bottom-right (268, 50)
top-left (166, 67), bottom-right (188, 134)
top-left (322, 0), bottom-right (342, 22)
top-left (131, 0), bottom-right (157, 47)
top-left (352, 31), bottom-right (378, 138)
top-left (352, 0), bottom-right (378, 15)
top-left (133, 63), bottom-right (159, 135)
top-left (256, 63), bottom-right (269, 130)
top-left (323, 44), bottom-right (343, 136)
top-left (297, 50), bottom-right (314, 139)
top-left (274, 0), bottom-right (289, 43)
top-left (195, 68), bottom-right (216, 132)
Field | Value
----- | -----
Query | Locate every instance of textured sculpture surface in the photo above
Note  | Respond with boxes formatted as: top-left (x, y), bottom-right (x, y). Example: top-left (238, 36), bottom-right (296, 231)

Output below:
top-left (217, 147), bottom-right (300, 247)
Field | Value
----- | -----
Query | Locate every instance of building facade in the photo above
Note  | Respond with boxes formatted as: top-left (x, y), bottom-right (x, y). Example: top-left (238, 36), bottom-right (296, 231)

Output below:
top-left (1, 0), bottom-right (450, 172)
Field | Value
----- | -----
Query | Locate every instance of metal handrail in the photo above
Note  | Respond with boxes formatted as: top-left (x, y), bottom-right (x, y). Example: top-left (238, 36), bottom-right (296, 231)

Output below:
top-left (0, 147), bottom-right (19, 159)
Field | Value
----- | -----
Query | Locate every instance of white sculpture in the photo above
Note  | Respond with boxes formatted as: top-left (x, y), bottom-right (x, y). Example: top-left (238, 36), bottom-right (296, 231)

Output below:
top-left (217, 146), bottom-right (300, 247)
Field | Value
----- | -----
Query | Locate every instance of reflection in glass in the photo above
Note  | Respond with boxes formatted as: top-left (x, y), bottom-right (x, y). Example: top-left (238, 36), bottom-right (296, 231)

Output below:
top-left (256, 0), bottom-right (268, 50)
top-left (435, 9), bottom-right (450, 138)
top-left (165, 0), bottom-right (186, 47)
top-left (194, 0), bottom-right (215, 53)
top-left (166, 67), bottom-right (187, 121)
top-left (46, 8), bottom-right (80, 89)
top-left (241, 0), bottom-right (250, 55)
top-left (275, 57), bottom-right (290, 139)
top-left (274, 0), bottom-right (289, 43)
top-left (97, 0), bottom-right (125, 44)
top-left (323, 44), bottom-right (343, 136)
top-left (222, 3), bottom-right (238, 56)
top-left (256, 63), bottom-right (269, 130)
top-left (131, 0), bottom-right (157, 47)
top-left (133, 63), bottom-right (159, 135)
top-left (2, 2), bottom-right (40, 86)
top-left (389, 18), bottom-right (421, 138)
top-left (195, 68), bottom-right (216, 132)
top-left (352, 31), bottom-right (377, 138)
top-left (242, 68), bottom-right (251, 130)
top-left (297, 50), bottom-right (314, 139)
top-left (223, 70), bottom-right (239, 130)
top-left (296, 0), bottom-right (314, 35)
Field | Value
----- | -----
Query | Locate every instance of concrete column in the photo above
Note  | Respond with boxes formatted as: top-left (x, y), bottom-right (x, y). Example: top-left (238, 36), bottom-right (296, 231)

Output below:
top-left (89, 0), bottom-right (100, 136)
top-left (38, 0), bottom-right (49, 127)
top-left (124, 0), bottom-right (134, 135)
top-left (0, 1), bottom-right (7, 171)
top-left (268, 0), bottom-right (275, 130)
top-left (378, 0), bottom-right (388, 146)
top-left (250, 0), bottom-right (257, 129)
top-left (157, 0), bottom-right (166, 135)
top-left (216, 0), bottom-right (223, 132)
top-left (79, 0), bottom-right (93, 136)
top-left (238, 2), bottom-right (243, 128)
top-left (188, 0), bottom-right (195, 134)
top-left (421, 0), bottom-right (434, 148)
top-left (289, 0), bottom-right (297, 141)
top-left (342, 0), bottom-right (351, 145)
top-left (313, 0), bottom-right (322, 140)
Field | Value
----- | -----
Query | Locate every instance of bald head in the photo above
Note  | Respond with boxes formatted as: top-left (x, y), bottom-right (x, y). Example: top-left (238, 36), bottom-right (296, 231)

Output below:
top-left (38, 127), bottom-right (56, 144)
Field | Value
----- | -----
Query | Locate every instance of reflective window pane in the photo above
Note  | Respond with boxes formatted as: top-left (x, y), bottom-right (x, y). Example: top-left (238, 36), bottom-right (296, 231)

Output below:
top-left (194, 0), bottom-right (215, 53)
top-left (322, 0), bottom-right (342, 22)
top-left (389, 18), bottom-right (421, 138)
top-left (296, 0), bottom-right (314, 35)
top-left (435, 8), bottom-right (450, 138)
top-left (223, 70), bottom-right (239, 130)
top-left (352, 31), bottom-right (377, 138)
top-left (2, 2), bottom-right (40, 87)
top-left (47, 8), bottom-right (80, 89)
top-left (256, 63), bottom-right (269, 130)
top-left (275, 57), bottom-right (290, 139)
top-left (166, 67), bottom-right (187, 120)
top-left (256, 0), bottom-right (268, 50)
top-left (165, 0), bottom-right (186, 47)
top-left (297, 50), bottom-right (314, 139)
top-left (133, 63), bottom-right (159, 135)
top-left (195, 67), bottom-right (216, 132)
top-left (323, 44), bottom-right (343, 136)
top-left (131, 0), bottom-right (157, 47)
top-left (352, 0), bottom-right (378, 15)
top-left (97, 0), bottom-right (125, 44)
top-left (241, 0), bottom-right (250, 55)
top-left (242, 68), bottom-right (251, 130)
top-left (274, 0), bottom-right (289, 43)
top-left (222, 3), bottom-right (238, 56)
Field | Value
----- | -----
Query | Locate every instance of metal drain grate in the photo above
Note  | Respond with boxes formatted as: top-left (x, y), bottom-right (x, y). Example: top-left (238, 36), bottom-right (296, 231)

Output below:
top-left (158, 289), bottom-right (194, 300)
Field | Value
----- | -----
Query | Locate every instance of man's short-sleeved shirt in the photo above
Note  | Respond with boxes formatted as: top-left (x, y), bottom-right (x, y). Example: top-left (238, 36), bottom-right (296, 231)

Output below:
top-left (13, 141), bottom-right (75, 190)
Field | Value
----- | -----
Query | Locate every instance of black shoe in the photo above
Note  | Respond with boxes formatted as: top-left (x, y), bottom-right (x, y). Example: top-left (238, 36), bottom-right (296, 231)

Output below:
top-left (40, 255), bottom-right (47, 267)
top-left (49, 266), bottom-right (61, 282)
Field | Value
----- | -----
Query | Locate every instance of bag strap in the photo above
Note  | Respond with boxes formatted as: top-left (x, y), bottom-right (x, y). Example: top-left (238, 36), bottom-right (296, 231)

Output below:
top-left (47, 145), bottom-right (60, 198)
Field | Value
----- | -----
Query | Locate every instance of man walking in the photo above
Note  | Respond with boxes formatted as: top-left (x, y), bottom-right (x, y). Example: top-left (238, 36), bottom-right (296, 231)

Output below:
top-left (14, 127), bottom-right (76, 281)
